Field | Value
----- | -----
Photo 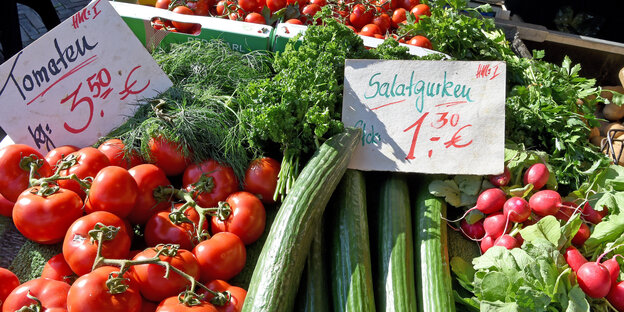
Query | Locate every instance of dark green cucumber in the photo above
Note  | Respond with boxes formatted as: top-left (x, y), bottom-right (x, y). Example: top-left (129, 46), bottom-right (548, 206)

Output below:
top-left (328, 169), bottom-right (376, 312)
top-left (294, 219), bottom-right (331, 312)
top-left (374, 173), bottom-right (417, 311)
top-left (414, 176), bottom-right (455, 312)
top-left (242, 127), bottom-right (362, 312)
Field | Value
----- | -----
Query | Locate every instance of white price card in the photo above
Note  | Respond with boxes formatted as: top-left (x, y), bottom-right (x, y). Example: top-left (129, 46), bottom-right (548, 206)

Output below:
top-left (342, 59), bottom-right (506, 175)
top-left (0, 0), bottom-right (172, 153)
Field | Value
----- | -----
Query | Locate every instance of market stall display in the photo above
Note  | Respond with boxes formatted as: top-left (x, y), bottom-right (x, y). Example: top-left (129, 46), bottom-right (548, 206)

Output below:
top-left (1, 0), bottom-right (624, 311)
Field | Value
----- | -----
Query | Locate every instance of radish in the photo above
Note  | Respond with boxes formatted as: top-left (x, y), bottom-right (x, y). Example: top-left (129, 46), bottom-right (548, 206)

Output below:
top-left (571, 222), bottom-right (591, 246)
top-left (460, 219), bottom-right (486, 240)
top-left (523, 163), bottom-right (550, 190)
top-left (449, 188), bottom-right (507, 222)
top-left (503, 197), bottom-right (531, 223)
top-left (554, 201), bottom-right (578, 221)
top-left (564, 246), bottom-right (587, 272)
top-left (603, 256), bottom-right (621, 287)
top-left (489, 166), bottom-right (510, 187)
top-left (480, 236), bottom-right (495, 254)
top-left (483, 212), bottom-right (510, 239)
top-left (515, 233), bottom-right (524, 247)
top-left (607, 281), bottom-right (624, 311)
top-left (582, 202), bottom-right (605, 224)
top-left (576, 248), bottom-right (619, 298)
top-left (528, 190), bottom-right (575, 217)
top-left (493, 234), bottom-right (518, 250)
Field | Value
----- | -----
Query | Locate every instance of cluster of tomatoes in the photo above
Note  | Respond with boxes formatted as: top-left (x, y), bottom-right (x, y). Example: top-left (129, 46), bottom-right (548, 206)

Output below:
top-left (0, 138), bottom-right (281, 311)
top-left (148, 0), bottom-right (434, 49)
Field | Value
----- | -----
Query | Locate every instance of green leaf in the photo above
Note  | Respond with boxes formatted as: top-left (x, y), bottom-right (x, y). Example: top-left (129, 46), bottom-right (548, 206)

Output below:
top-left (455, 175), bottom-right (483, 196)
top-left (481, 301), bottom-right (519, 312)
top-left (451, 256), bottom-right (476, 284)
top-left (519, 216), bottom-right (561, 246)
top-left (479, 272), bottom-right (510, 302)
top-left (559, 214), bottom-right (583, 250)
top-left (585, 209), bottom-right (624, 250)
top-left (516, 286), bottom-right (551, 311)
top-left (429, 179), bottom-right (462, 207)
top-left (506, 183), bottom-right (534, 198)
top-left (565, 286), bottom-right (590, 312)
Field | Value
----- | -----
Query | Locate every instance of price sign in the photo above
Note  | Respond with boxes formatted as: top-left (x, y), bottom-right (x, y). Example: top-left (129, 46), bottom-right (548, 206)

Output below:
top-left (0, 0), bottom-right (172, 153)
top-left (342, 59), bottom-right (505, 175)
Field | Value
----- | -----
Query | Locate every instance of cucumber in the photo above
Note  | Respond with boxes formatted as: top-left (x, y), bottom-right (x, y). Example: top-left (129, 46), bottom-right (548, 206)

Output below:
top-left (327, 169), bottom-right (375, 312)
top-left (294, 219), bottom-right (330, 312)
top-left (414, 175), bottom-right (455, 312)
top-left (373, 173), bottom-right (417, 311)
top-left (242, 127), bottom-right (362, 312)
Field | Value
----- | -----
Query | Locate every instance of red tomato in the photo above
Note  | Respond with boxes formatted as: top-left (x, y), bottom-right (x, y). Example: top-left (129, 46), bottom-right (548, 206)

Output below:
top-left (13, 186), bottom-right (83, 244)
top-left (243, 157), bottom-right (279, 204)
top-left (142, 299), bottom-right (159, 312)
top-left (211, 191), bottom-right (266, 245)
top-left (127, 164), bottom-right (172, 225)
top-left (3, 278), bottom-right (70, 311)
top-left (0, 193), bottom-right (14, 217)
top-left (309, 0), bottom-right (326, 6)
top-left (0, 268), bottom-right (19, 308)
top-left (216, 0), bottom-right (235, 15)
top-left (285, 18), bottom-right (304, 24)
top-left (183, 160), bottom-right (239, 209)
top-left (410, 3), bottom-right (430, 16)
top-left (400, 0), bottom-right (418, 10)
top-left (193, 232), bottom-right (246, 282)
top-left (63, 211), bottom-right (131, 276)
top-left (372, 13), bottom-right (391, 34)
top-left (98, 139), bottom-right (144, 169)
top-left (376, 0), bottom-right (391, 12)
top-left (144, 205), bottom-right (206, 250)
top-left (266, 0), bottom-right (286, 13)
top-left (186, 0), bottom-right (213, 16)
top-left (85, 166), bottom-right (139, 219)
top-left (58, 147), bottom-right (110, 199)
top-left (359, 23), bottom-right (382, 36)
top-left (155, 0), bottom-right (171, 9)
top-left (301, 3), bottom-right (322, 24)
top-left (67, 266), bottom-right (141, 312)
top-left (0, 144), bottom-right (52, 202)
top-left (407, 35), bottom-right (432, 49)
top-left (350, 4), bottom-right (374, 30)
top-left (239, 0), bottom-right (259, 11)
top-left (148, 137), bottom-right (189, 177)
top-left (200, 280), bottom-right (246, 312)
top-left (156, 296), bottom-right (218, 311)
top-left (244, 12), bottom-right (266, 24)
top-left (41, 253), bottom-right (76, 284)
top-left (391, 8), bottom-right (407, 28)
top-left (45, 145), bottom-right (79, 171)
top-left (171, 6), bottom-right (196, 33)
top-left (256, 0), bottom-right (266, 12)
top-left (130, 247), bottom-right (200, 302)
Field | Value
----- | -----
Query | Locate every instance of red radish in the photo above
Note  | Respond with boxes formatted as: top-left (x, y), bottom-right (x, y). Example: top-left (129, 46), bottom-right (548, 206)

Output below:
top-left (607, 281), bottom-right (624, 311)
top-left (528, 190), bottom-right (575, 216)
top-left (483, 212), bottom-right (510, 239)
top-left (564, 246), bottom-right (587, 272)
top-left (582, 202), bottom-right (605, 224)
top-left (603, 256), bottom-right (621, 287)
top-left (571, 222), bottom-right (591, 246)
top-left (554, 201), bottom-right (578, 221)
top-left (460, 219), bottom-right (486, 240)
top-left (493, 234), bottom-right (518, 250)
top-left (450, 188), bottom-right (507, 222)
top-left (489, 166), bottom-right (511, 187)
top-left (577, 261), bottom-right (612, 298)
top-left (523, 163), bottom-right (550, 190)
top-left (480, 236), bottom-right (495, 254)
top-left (503, 197), bottom-right (531, 223)
top-left (515, 233), bottom-right (524, 247)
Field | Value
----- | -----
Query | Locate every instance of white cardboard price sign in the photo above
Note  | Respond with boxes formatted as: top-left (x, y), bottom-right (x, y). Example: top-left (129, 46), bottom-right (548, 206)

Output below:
top-left (0, 0), bottom-right (172, 153)
top-left (342, 59), bottom-right (506, 175)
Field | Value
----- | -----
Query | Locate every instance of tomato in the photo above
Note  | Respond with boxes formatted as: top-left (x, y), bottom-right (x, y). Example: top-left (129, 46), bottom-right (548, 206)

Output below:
top-left (193, 232), bottom-right (246, 282)
top-left (98, 139), bottom-right (144, 169)
top-left (0, 144), bottom-right (52, 203)
top-left (309, 0), bottom-right (326, 6)
top-left (45, 145), bottom-right (79, 171)
top-left (130, 246), bottom-right (200, 302)
top-left (63, 211), bottom-right (132, 276)
top-left (376, 0), bottom-right (391, 12)
top-left (359, 23), bottom-right (382, 37)
top-left (142, 299), bottom-right (159, 312)
top-left (391, 8), bottom-right (407, 28)
top-left (2, 278), bottom-right (70, 312)
top-left (301, 4), bottom-right (322, 24)
top-left (211, 191), bottom-right (265, 245)
top-left (67, 266), bottom-right (141, 312)
top-left (349, 4), bottom-right (374, 30)
top-left (148, 137), bottom-right (189, 177)
top-left (400, 0), bottom-right (418, 10)
top-left (41, 253), bottom-right (76, 284)
top-left (407, 35), bottom-right (432, 49)
top-left (243, 157), bottom-right (279, 204)
top-left (239, 0), bottom-right (258, 12)
top-left (244, 12), bottom-right (266, 24)
top-left (155, 0), bottom-right (171, 9)
top-left (186, 0), bottom-right (213, 16)
top-left (201, 280), bottom-right (246, 312)
top-left (144, 205), bottom-right (206, 250)
top-left (85, 166), bottom-right (139, 219)
top-left (183, 160), bottom-right (238, 209)
top-left (266, 0), bottom-right (286, 13)
top-left (13, 186), bottom-right (83, 244)
top-left (285, 18), bottom-right (303, 24)
top-left (410, 3), bottom-right (430, 17)
top-left (127, 164), bottom-right (172, 225)
top-left (171, 6), bottom-right (196, 33)
top-left (0, 193), bottom-right (14, 217)
top-left (156, 296), bottom-right (218, 312)
top-left (372, 13), bottom-right (391, 34)
top-left (256, 0), bottom-right (266, 12)
top-left (0, 268), bottom-right (19, 309)
top-left (58, 147), bottom-right (110, 199)
top-left (216, 0), bottom-right (235, 15)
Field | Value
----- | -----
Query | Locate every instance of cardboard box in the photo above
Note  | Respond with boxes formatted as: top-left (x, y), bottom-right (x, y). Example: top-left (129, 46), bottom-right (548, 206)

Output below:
top-left (110, 2), bottom-right (274, 52)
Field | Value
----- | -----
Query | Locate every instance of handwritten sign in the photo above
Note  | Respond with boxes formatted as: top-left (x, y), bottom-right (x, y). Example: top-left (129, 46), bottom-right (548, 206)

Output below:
top-left (0, 0), bottom-right (172, 154)
top-left (342, 59), bottom-right (505, 175)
